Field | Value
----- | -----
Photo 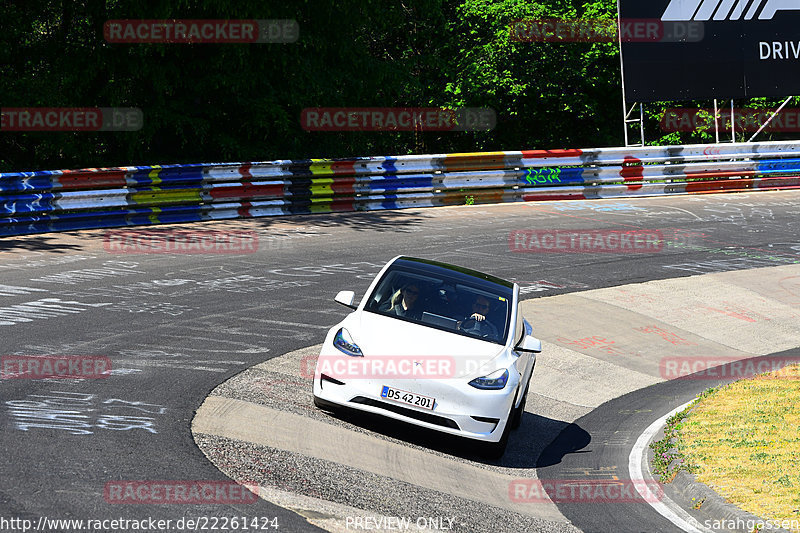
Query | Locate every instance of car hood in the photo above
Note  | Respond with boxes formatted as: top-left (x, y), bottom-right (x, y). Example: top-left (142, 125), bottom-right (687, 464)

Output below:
top-left (340, 310), bottom-right (507, 378)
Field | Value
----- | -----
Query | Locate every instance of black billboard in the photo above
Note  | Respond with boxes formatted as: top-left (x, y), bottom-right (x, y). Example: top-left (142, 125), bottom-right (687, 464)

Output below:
top-left (619, 0), bottom-right (800, 102)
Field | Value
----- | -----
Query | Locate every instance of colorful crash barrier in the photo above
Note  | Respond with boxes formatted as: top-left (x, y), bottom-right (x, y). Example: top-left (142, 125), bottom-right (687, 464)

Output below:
top-left (2, 141), bottom-right (800, 236)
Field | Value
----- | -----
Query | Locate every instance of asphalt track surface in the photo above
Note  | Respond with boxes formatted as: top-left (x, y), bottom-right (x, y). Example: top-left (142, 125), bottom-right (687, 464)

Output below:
top-left (1, 191), bottom-right (800, 532)
top-left (540, 347), bottom-right (800, 533)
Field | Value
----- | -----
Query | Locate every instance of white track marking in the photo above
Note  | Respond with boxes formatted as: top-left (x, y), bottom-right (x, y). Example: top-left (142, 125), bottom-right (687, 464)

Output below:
top-left (629, 401), bottom-right (714, 533)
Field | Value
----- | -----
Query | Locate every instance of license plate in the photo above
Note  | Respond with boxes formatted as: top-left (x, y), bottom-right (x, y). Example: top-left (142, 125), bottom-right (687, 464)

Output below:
top-left (381, 386), bottom-right (435, 411)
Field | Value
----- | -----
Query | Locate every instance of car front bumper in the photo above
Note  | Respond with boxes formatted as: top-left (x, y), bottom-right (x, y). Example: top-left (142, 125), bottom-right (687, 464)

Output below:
top-left (312, 366), bottom-right (520, 443)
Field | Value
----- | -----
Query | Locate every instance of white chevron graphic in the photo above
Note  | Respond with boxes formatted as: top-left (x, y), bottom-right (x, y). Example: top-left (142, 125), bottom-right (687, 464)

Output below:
top-left (661, 0), bottom-right (800, 20)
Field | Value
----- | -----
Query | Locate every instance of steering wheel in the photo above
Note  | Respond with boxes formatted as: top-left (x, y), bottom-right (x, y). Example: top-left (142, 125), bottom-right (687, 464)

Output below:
top-left (459, 317), bottom-right (492, 339)
top-left (459, 317), bottom-right (478, 330)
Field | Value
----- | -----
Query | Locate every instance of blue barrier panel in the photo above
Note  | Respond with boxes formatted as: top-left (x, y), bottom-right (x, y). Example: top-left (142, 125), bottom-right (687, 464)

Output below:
top-left (3, 140), bottom-right (800, 237)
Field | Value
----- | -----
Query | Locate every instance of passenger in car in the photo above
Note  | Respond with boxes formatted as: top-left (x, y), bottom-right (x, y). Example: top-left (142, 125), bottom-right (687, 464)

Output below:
top-left (390, 282), bottom-right (423, 320)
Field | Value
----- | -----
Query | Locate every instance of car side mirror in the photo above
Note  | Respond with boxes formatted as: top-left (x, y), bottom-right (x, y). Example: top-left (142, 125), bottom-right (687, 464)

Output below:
top-left (334, 290), bottom-right (357, 309)
top-left (516, 335), bottom-right (542, 353)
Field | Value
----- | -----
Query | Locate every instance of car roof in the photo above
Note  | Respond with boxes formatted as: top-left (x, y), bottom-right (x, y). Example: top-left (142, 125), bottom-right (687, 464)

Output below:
top-left (392, 256), bottom-right (514, 290)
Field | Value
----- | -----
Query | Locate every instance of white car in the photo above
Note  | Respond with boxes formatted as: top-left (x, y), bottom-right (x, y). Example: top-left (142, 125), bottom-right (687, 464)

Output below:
top-left (312, 256), bottom-right (541, 457)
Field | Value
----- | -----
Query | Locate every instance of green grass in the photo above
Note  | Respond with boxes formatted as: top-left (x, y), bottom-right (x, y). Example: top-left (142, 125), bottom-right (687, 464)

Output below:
top-left (651, 364), bottom-right (800, 529)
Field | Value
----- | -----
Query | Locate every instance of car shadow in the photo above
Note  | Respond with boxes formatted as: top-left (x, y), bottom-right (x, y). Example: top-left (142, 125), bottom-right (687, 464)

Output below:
top-left (318, 407), bottom-right (591, 468)
top-left (527, 417), bottom-right (592, 468)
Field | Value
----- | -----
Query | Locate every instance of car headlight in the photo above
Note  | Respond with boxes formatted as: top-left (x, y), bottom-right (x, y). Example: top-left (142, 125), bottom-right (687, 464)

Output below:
top-left (333, 328), bottom-right (363, 357)
top-left (468, 369), bottom-right (509, 390)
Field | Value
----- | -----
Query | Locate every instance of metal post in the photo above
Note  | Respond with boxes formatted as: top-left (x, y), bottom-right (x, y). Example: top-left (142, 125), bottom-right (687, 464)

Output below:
top-left (639, 103), bottom-right (645, 146)
top-left (713, 99), bottom-right (720, 144)
top-left (617, 0), bottom-right (629, 146)
top-left (748, 96), bottom-right (794, 142)
top-left (622, 98), bottom-right (629, 146)
top-left (731, 99), bottom-right (735, 143)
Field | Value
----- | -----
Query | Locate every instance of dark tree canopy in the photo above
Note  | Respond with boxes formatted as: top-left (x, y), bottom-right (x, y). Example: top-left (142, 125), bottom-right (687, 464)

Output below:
top-left (1, 0), bottom-right (795, 172)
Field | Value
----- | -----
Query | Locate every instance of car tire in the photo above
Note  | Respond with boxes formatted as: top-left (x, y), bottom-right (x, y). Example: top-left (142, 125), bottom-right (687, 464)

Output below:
top-left (511, 363), bottom-right (534, 430)
top-left (510, 382), bottom-right (528, 430)
top-left (477, 403), bottom-right (513, 460)
top-left (313, 395), bottom-right (335, 412)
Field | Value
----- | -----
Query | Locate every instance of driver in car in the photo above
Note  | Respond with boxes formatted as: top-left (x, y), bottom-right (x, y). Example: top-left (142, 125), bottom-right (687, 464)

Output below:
top-left (460, 294), bottom-right (498, 338)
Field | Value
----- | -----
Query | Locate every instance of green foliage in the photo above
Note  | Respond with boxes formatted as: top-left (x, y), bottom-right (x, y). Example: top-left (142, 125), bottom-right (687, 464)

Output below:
top-left (444, 0), bottom-right (621, 150)
top-left (2, 1), bottom-right (796, 172)
top-left (0, 0), bottom-right (620, 171)
top-left (643, 96), bottom-right (800, 146)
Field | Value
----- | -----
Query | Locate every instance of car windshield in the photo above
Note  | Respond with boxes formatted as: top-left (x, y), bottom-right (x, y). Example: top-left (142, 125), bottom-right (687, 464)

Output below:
top-left (363, 258), bottom-right (513, 345)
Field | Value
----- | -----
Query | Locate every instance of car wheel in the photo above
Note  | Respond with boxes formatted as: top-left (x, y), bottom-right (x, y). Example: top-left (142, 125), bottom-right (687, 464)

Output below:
top-left (313, 395), bottom-right (335, 411)
top-left (477, 404), bottom-right (513, 460)
top-left (510, 379), bottom-right (530, 430)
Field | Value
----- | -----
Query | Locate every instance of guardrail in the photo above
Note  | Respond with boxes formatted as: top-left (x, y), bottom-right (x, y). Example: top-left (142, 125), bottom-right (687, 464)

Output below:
top-left (2, 140), bottom-right (800, 236)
